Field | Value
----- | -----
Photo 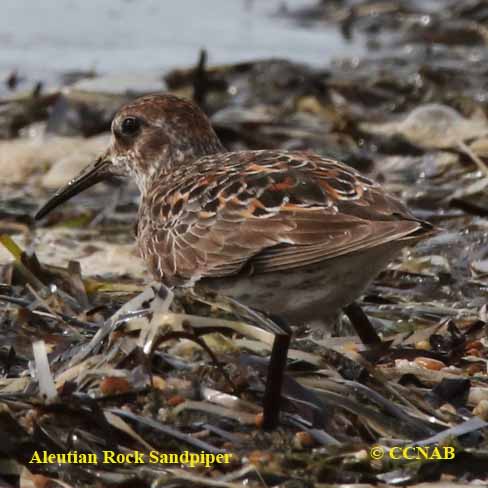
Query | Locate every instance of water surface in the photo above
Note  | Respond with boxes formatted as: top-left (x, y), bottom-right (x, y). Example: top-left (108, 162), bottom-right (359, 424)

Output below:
top-left (1, 0), bottom-right (365, 83)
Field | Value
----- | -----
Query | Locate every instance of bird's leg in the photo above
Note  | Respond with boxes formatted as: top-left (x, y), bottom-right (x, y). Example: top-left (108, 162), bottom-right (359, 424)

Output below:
top-left (342, 302), bottom-right (382, 346)
top-left (222, 297), bottom-right (292, 430)
top-left (261, 313), bottom-right (291, 430)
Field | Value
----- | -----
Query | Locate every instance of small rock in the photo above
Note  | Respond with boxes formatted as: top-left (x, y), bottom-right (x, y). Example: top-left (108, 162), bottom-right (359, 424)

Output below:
top-left (100, 376), bottom-right (130, 395)
top-left (167, 394), bottom-right (185, 407)
top-left (152, 376), bottom-right (167, 391)
top-left (293, 431), bottom-right (315, 449)
top-left (414, 357), bottom-right (446, 370)
top-left (439, 403), bottom-right (457, 415)
top-left (415, 340), bottom-right (431, 351)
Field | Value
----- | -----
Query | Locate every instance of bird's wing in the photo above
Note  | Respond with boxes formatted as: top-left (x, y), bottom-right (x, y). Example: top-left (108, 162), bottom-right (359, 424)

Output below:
top-left (144, 150), bottom-right (429, 284)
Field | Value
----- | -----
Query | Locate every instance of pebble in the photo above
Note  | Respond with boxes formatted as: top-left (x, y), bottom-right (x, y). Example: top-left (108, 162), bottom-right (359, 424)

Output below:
top-left (293, 431), bottom-right (315, 449)
top-left (167, 394), bottom-right (185, 407)
top-left (415, 340), bottom-right (431, 351)
top-left (100, 376), bottom-right (130, 395)
top-left (414, 357), bottom-right (446, 370)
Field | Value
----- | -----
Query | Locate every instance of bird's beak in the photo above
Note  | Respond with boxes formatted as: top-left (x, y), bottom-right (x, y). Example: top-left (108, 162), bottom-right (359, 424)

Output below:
top-left (35, 154), bottom-right (114, 220)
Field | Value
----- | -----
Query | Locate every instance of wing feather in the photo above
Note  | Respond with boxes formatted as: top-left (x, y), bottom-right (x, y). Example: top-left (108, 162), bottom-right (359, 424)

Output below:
top-left (140, 150), bottom-right (430, 284)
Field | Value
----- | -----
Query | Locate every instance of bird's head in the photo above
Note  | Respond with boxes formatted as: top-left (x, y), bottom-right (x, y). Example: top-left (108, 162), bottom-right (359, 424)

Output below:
top-left (35, 94), bottom-right (223, 219)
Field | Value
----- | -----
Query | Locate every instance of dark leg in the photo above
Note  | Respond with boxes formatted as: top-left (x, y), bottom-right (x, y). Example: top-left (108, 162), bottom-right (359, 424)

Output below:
top-left (262, 315), bottom-right (291, 430)
top-left (343, 302), bottom-right (382, 346)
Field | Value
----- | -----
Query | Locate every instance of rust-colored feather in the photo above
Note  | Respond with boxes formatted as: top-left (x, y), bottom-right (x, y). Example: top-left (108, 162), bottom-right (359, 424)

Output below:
top-left (137, 150), bottom-right (430, 285)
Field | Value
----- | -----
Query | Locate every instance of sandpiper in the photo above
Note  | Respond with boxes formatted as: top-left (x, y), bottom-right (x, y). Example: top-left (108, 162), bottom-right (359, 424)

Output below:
top-left (35, 94), bottom-right (433, 328)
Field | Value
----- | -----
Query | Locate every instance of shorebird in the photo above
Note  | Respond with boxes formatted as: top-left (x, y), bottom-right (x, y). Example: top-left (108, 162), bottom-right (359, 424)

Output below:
top-left (35, 94), bottom-right (433, 329)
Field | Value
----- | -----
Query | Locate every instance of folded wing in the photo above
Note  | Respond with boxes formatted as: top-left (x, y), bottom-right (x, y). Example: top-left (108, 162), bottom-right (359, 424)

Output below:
top-left (143, 150), bottom-right (429, 284)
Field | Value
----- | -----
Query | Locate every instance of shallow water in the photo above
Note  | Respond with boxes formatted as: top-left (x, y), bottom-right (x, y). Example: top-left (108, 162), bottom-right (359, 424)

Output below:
top-left (0, 0), bottom-right (365, 83)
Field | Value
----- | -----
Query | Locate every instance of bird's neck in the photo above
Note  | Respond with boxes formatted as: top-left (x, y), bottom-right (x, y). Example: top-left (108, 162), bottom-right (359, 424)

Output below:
top-left (137, 138), bottom-right (225, 202)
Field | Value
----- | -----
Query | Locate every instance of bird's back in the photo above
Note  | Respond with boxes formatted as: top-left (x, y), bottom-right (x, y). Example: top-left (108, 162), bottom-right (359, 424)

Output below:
top-left (137, 149), bottom-right (432, 288)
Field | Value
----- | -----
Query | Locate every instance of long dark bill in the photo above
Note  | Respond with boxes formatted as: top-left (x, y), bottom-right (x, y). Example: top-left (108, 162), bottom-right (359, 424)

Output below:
top-left (35, 157), bottom-right (113, 220)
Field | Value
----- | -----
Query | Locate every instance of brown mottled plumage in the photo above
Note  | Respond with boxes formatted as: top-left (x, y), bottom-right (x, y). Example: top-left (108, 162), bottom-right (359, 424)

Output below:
top-left (36, 94), bottom-right (433, 327)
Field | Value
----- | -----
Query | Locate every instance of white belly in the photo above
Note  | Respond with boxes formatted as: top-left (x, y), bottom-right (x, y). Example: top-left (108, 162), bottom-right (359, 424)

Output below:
top-left (200, 241), bottom-right (405, 328)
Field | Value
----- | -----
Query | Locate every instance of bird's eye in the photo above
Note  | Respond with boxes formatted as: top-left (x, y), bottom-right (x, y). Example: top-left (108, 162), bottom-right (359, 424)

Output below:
top-left (120, 116), bottom-right (141, 136)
